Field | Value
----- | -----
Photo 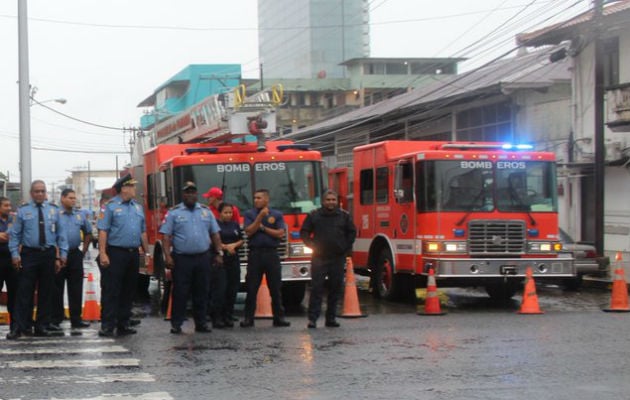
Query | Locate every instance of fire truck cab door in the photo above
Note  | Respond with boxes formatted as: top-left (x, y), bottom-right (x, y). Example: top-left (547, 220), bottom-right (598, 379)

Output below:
top-left (392, 160), bottom-right (416, 272)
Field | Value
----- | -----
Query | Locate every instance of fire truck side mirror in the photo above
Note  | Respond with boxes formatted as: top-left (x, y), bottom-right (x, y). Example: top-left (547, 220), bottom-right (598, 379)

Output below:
top-left (394, 164), bottom-right (405, 199)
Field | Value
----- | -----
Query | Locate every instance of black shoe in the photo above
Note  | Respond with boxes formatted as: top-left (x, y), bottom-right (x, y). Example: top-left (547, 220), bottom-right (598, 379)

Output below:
top-left (170, 327), bottom-right (182, 334)
top-left (307, 320), bottom-right (317, 329)
top-left (273, 319), bottom-right (291, 327)
top-left (98, 329), bottom-right (115, 337)
top-left (47, 323), bottom-right (63, 331)
top-left (71, 321), bottom-right (91, 329)
top-left (223, 319), bottom-right (234, 328)
top-left (6, 329), bottom-right (22, 340)
top-left (240, 319), bottom-right (254, 328)
top-left (195, 325), bottom-right (212, 333)
top-left (129, 319), bottom-right (141, 326)
top-left (34, 329), bottom-right (62, 337)
top-left (325, 320), bottom-right (340, 328)
top-left (117, 327), bottom-right (137, 336)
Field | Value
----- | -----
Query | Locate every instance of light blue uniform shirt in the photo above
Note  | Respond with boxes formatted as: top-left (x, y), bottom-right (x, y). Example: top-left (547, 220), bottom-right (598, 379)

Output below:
top-left (9, 200), bottom-right (69, 258)
top-left (60, 208), bottom-right (92, 250)
top-left (159, 202), bottom-right (219, 255)
top-left (97, 196), bottom-right (145, 248)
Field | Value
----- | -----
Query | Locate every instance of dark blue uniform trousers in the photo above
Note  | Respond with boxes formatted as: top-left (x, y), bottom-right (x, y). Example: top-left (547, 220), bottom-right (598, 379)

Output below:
top-left (52, 248), bottom-right (84, 325)
top-left (209, 254), bottom-right (240, 321)
top-left (171, 251), bottom-right (210, 329)
top-left (308, 256), bottom-right (345, 322)
top-left (14, 247), bottom-right (56, 332)
top-left (100, 246), bottom-right (138, 331)
top-left (244, 248), bottom-right (285, 320)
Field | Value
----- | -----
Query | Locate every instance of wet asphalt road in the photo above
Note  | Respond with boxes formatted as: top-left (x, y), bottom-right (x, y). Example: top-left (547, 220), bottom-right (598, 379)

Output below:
top-left (1, 276), bottom-right (629, 400)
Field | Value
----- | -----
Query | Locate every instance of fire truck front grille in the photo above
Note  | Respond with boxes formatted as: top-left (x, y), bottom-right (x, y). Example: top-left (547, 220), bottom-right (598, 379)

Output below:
top-left (238, 230), bottom-right (289, 261)
top-left (468, 220), bottom-right (526, 255)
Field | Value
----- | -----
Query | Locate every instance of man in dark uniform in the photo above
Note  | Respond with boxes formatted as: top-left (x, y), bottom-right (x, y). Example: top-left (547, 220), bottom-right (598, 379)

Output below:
top-left (51, 188), bottom-right (92, 330)
top-left (240, 189), bottom-right (290, 328)
top-left (300, 189), bottom-right (356, 328)
top-left (160, 182), bottom-right (223, 334)
top-left (0, 197), bottom-right (17, 333)
top-left (97, 174), bottom-right (149, 337)
top-left (7, 180), bottom-right (68, 339)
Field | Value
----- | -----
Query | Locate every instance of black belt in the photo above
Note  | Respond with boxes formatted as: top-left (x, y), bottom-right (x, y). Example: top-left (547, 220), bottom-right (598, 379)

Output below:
top-left (22, 246), bottom-right (54, 253)
top-left (108, 245), bottom-right (139, 252)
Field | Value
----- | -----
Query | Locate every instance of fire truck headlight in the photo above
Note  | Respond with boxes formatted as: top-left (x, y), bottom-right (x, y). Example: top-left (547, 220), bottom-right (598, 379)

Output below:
top-left (444, 242), bottom-right (467, 252)
top-left (426, 242), bottom-right (441, 252)
top-left (554, 243), bottom-right (562, 252)
top-left (528, 242), bottom-right (555, 253)
top-left (289, 243), bottom-right (311, 257)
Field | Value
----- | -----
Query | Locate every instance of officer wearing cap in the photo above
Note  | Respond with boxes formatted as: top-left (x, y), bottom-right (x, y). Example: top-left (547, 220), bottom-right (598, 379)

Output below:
top-left (159, 181), bottom-right (223, 334)
top-left (51, 188), bottom-right (92, 330)
top-left (7, 180), bottom-right (68, 340)
top-left (240, 188), bottom-right (290, 328)
top-left (97, 174), bottom-right (149, 337)
top-left (202, 186), bottom-right (241, 222)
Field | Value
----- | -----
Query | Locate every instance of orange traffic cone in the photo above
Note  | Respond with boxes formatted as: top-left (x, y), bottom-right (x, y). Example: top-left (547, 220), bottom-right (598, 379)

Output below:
top-left (340, 257), bottom-right (367, 318)
top-left (518, 267), bottom-right (543, 314)
top-left (418, 268), bottom-right (446, 315)
top-left (164, 283), bottom-right (173, 321)
top-left (603, 252), bottom-right (630, 313)
top-left (255, 275), bottom-right (273, 319)
top-left (82, 273), bottom-right (101, 321)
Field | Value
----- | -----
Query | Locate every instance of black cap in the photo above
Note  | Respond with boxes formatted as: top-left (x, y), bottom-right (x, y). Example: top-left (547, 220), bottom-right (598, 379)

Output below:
top-left (112, 173), bottom-right (137, 192)
top-left (182, 181), bottom-right (197, 191)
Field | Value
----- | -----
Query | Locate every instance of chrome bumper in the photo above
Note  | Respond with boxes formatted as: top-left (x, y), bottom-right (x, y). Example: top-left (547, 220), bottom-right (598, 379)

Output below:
top-left (423, 257), bottom-right (575, 278)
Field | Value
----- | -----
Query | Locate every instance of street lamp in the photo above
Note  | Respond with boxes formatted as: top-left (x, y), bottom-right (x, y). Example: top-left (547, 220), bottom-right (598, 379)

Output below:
top-left (33, 98), bottom-right (67, 106)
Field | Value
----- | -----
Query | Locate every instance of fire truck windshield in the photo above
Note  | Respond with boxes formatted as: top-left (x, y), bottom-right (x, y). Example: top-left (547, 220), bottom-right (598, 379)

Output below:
top-left (417, 160), bottom-right (557, 213)
top-left (254, 161), bottom-right (322, 214)
top-left (173, 161), bottom-right (322, 214)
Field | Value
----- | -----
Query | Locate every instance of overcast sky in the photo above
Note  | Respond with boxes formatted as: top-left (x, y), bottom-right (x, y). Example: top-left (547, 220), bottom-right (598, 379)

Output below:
top-left (0, 0), bottom-right (591, 186)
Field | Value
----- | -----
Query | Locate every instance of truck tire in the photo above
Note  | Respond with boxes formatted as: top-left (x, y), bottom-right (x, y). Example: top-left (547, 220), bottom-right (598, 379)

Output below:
top-left (372, 247), bottom-right (403, 301)
top-left (282, 282), bottom-right (306, 309)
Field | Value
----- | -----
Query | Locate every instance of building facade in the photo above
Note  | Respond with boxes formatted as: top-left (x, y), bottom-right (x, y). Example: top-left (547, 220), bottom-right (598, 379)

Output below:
top-left (258, 0), bottom-right (370, 79)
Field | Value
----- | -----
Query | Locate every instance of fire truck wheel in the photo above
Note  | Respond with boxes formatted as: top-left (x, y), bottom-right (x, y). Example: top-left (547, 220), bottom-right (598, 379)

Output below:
top-left (485, 281), bottom-right (521, 302)
top-left (372, 247), bottom-right (402, 301)
top-left (282, 282), bottom-right (306, 310)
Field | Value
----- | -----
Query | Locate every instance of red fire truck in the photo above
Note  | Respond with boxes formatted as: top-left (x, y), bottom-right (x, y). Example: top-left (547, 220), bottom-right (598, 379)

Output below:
top-left (329, 140), bottom-right (575, 301)
top-left (132, 87), bottom-right (323, 306)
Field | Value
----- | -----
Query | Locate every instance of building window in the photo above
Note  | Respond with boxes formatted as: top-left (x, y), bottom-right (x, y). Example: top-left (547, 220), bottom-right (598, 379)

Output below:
top-left (386, 62), bottom-right (407, 75)
top-left (603, 37), bottom-right (619, 87)
top-left (456, 102), bottom-right (512, 142)
top-left (364, 63), bottom-right (385, 75)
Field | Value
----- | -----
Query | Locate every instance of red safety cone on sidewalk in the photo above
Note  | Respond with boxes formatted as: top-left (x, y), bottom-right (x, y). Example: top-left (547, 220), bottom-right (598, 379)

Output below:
top-left (255, 275), bottom-right (273, 319)
top-left (518, 267), bottom-right (543, 314)
top-left (82, 273), bottom-right (101, 321)
top-left (418, 268), bottom-right (446, 315)
top-left (340, 257), bottom-right (367, 318)
top-left (603, 252), bottom-right (630, 313)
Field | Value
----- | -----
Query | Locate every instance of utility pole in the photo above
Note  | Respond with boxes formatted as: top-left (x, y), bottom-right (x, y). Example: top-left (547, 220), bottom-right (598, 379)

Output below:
top-left (593, 0), bottom-right (605, 255)
top-left (18, 0), bottom-right (32, 203)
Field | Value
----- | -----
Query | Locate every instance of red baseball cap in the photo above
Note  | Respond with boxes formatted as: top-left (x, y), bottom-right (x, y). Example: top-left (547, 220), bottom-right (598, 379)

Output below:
top-left (202, 187), bottom-right (223, 199)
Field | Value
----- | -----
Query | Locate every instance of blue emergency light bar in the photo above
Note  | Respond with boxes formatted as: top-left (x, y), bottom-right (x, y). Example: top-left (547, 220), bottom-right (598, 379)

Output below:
top-left (501, 144), bottom-right (534, 150)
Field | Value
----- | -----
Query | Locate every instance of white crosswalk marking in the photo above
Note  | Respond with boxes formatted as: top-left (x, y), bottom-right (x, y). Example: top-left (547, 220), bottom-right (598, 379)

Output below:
top-left (0, 345), bottom-right (128, 355)
top-left (0, 326), bottom-right (171, 399)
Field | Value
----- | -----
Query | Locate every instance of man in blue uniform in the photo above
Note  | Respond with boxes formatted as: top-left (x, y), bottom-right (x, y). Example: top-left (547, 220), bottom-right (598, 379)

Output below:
top-left (0, 197), bottom-right (17, 333)
top-left (300, 189), bottom-right (356, 328)
top-left (97, 174), bottom-right (149, 337)
top-left (51, 188), bottom-right (92, 330)
top-left (240, 189), bottom-right (290, 328)
top-left (7, 180), bottom-right (68, 339)
top-left (160, 182), bottom-right (223, 334)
